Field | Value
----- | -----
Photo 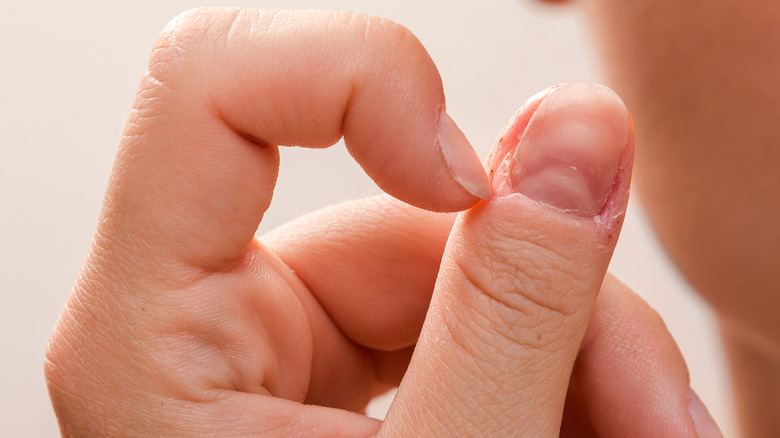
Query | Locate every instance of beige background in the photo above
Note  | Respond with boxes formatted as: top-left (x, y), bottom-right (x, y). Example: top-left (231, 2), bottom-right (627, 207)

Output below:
top-left (0, 0), bottom-right (734, 436)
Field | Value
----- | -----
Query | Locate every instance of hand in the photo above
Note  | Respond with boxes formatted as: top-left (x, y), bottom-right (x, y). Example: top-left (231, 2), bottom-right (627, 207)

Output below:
top-left (45, 8), bottom-right (719, 437)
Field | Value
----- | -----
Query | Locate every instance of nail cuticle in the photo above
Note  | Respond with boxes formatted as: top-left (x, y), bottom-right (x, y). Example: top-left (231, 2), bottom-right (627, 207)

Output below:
top-left (507, 82), bottom-right (628, 218)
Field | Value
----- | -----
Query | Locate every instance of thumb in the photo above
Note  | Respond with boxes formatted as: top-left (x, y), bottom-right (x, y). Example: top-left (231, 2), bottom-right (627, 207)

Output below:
top-left (380, 82), bottom-right (634, 437)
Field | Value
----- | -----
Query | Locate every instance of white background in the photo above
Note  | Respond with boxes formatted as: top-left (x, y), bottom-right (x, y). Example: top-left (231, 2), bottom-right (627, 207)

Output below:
top-left (0, 0), bottom-right (734, 435)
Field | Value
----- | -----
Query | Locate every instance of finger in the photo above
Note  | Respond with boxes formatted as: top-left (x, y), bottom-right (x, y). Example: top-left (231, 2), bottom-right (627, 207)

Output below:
top-left (261, 196), bottom-right (453, 408)
top-left (262, 196), bottom-right (455, 351)
top-left (380, 82), bottom-right (634, 437)
top-left (563, 275), bottom-right (723, 437)
top-left (108, 7), bottom-right (488, 276)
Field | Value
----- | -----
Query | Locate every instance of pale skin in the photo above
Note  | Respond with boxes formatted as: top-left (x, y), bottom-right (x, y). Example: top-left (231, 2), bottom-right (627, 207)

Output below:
top-left (44, 7), bottom-right (735, 438)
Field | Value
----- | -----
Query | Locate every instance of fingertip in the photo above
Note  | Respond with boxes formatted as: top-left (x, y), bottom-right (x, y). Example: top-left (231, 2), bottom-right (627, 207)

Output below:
top-left (503, 82), bottom-right (629, 217)
top-left (344, 92), bottom-right (490, 214)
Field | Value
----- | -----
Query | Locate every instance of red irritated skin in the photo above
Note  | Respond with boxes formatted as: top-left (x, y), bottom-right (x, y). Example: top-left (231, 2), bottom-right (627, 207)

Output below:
top-left (488, 82), bottom-right (634, 239)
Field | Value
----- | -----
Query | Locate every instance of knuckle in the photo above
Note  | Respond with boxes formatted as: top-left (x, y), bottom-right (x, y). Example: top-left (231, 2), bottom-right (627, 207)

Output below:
top-left (468, 234), bottom-right (582, 313)
top-left (447, 238), bottom-right (586, 352)
top-left (146, 7), bottom-right (237, 94)
top-left (130, 8), bottom-right (242, 132)
top-left (157, 7), bottom-right (226, 48)
top-left (338, 11), bottom-right (413, 45)
top-left (365, 14), bottom-right (415, 47)
top-left (341, 12), bottom-right (432, 72)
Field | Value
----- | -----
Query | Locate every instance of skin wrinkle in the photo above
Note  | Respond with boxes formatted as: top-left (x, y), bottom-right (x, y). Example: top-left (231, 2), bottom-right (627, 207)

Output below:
top-left (474, 320), bottom-right (571, 405)
top-left (129, 331), bottom-right (221, 403)
top-left (223, 8), bottom-right (249, 49)
top-left (90, 222), bottom-right (157, 283)
top-left (103, 167), bottom-right (242, 278)
top-left (450, 241), bottom-right (579, 321)
top-left (259, 252), bottom-right (380, 409)
top-left (152, 10), bottom-right (215, 96)
top-left (75, 239), bottom-right (296, 409)
top-left (49, 334), bottom-right (140, 432)
top-left (438, 268), bottom-right (575, 394)
top-left (241, 252), bottom-right (316, 398)
top-left (408, 337), bottom-right (492, 433)
top-left (450, 256), bottom-right (569, 351)
top-left (146, 332), bottom-right (240, 400)
top-left (263, 247), bottom-right (350, 353)
top-left (462, 209), bottom-right (584, 283)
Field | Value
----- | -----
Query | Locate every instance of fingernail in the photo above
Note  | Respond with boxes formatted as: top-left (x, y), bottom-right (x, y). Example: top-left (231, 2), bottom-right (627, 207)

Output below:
top-left (688, 388), bottom-right (724, 438)
top-left (510, 82), bottom-right (628, 217)
top-left (438, 110), bottom-right (492, 200)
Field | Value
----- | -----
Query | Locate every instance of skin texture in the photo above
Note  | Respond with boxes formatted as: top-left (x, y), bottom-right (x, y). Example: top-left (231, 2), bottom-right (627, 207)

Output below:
top-left (571, 0), bottom-right (780, 435)
top-left (45, 8), bottom-right (717, 437)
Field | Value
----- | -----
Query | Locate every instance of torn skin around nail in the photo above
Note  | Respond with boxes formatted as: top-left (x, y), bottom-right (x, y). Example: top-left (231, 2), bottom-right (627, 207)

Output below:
top-left (485, 86), bottom-right (635, 242)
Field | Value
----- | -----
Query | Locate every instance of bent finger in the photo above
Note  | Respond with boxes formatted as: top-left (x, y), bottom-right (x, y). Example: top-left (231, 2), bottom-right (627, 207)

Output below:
top-left (108, 8), bottom-right (488, 277)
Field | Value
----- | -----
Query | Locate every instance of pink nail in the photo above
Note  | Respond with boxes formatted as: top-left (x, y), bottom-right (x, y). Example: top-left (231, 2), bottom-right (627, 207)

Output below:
top-left (510, 82), bottom-right (628, 217)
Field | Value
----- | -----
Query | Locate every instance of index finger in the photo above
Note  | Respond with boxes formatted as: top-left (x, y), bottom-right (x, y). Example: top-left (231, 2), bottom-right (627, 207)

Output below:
top-left (106, 8), bottom-right (489, 274)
